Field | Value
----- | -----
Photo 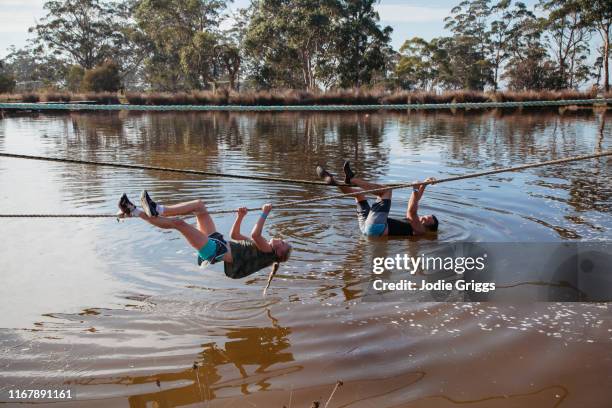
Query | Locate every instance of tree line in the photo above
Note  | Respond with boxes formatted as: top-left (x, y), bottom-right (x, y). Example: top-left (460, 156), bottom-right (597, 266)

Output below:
top-left (0, 0), bottom-right (610, 95)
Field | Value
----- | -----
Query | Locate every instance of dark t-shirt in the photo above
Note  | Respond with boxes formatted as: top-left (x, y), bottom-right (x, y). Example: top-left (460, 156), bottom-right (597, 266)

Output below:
top-left (224, 239), bottom-right (278, 279)
top-left (387, 217), bottom-right (414, 236)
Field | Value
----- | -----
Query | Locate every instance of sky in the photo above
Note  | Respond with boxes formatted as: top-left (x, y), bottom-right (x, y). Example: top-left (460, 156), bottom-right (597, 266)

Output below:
top-left (0, 0), bottom-right (479, 58)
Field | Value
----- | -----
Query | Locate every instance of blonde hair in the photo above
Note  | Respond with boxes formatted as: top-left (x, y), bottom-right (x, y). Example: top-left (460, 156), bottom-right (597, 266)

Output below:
top-left (276, 242), bottom-right (292, 263)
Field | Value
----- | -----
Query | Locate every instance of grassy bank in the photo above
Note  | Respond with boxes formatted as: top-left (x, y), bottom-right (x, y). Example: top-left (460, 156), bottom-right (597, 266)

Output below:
top-left (0, 89), bottom-right (605, 107)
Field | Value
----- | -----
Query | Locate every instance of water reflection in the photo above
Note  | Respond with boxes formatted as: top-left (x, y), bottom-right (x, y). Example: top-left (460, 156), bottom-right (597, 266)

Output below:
top-left (56, 308), bottom-right (296, 408)
top-left (0, 109), bottom-right (610, 407)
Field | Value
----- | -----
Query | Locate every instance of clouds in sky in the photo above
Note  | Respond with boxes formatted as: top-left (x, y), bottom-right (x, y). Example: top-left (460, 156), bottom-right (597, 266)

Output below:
top-left (0, 1), bottom-right (44, 33)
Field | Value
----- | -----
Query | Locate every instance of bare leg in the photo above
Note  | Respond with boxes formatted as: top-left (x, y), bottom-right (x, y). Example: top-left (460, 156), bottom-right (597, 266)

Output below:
top-left (139, 213), bottom-right (208, 250)
top-left (337, 185), bottom-right (367, 203)
top-left (154, 199), bottom-right (217, 236)
top-left (351, 177), bottom-right (392, 200)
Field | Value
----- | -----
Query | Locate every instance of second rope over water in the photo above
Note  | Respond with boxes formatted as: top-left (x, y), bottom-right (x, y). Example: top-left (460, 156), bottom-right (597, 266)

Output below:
top-left (0, 151), bottom-right (608, 218)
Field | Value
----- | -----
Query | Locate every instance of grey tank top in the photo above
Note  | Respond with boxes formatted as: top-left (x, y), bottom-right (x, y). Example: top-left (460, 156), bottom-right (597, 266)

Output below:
top-left (225, 239), bottom-right (278, 279)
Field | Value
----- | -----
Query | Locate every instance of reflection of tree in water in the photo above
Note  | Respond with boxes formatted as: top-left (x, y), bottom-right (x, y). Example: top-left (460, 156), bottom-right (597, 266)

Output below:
top-left (224, 112), bottom-right (390, 179)
top-left (42, 112), bottom-right (228, 200)
top-left (396, 110), bottom-right (609, 171)
top-left (396, 110), bottom-right (610, 237)
top-left (534, 113), bottom-right (610, 218)
top-left (48, 111), bottom-right (391, 195)
top-left (126, 309), bottom-right (296, 408)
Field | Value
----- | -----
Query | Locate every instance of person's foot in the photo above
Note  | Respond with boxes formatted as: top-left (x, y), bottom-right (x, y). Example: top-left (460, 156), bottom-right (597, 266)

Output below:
top-left (117, 193), bottom-right (137, 217)
top-left (316, 166), bottom-right (337, 186)
top-left (140, 190), bottom-right (159, 217)
top-left (343, 161), bottom-right (355, 184)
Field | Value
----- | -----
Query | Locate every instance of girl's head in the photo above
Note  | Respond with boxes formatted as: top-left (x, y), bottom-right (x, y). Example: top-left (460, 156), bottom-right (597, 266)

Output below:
top-left (270, 238), bottom-right (292, 262)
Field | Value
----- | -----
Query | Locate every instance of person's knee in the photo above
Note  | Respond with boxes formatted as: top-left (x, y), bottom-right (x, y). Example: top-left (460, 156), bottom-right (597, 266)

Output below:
top-left (381, 189), bottom-right (392, 200)
top-left (195, 199), bottom-right (208, 213)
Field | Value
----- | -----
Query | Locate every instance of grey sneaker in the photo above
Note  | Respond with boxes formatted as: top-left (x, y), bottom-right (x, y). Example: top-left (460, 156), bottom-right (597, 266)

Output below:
top-left (140, 190), bottom-right (159, 217)
top-left (315, 166), bottom-right (336, 186)
top-left (118, 193), bottom-right (136, 217)
top-left (343, 161), bottom-right (355, 184)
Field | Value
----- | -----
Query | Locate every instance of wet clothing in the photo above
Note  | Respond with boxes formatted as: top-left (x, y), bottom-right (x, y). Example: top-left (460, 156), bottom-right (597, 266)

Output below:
top-left (224, 239), bottom-right (278, 279)
top-left (356, 199), bottom-right (413, 237)
top-left (197, 232), bottom-right (229, 266)
top-left (387, 217), bottom-right (414, 236)
top-left (356, 199), bottom-right (391, 237)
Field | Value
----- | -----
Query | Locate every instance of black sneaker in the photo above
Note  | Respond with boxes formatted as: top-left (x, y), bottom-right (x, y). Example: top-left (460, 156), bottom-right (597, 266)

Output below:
top-left (140, 190), bottom-right (159, 217)
top-left (117, 193), bottom-right (137, 217)
top-left (316, 166), bottom-right (337, 186)
top-left (343, 161), bottom-right (355, 184)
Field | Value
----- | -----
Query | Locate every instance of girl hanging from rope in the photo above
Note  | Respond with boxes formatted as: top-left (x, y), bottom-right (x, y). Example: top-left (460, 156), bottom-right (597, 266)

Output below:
top-left (316, 161), bottom-right (438, 237)
top-left (116, 192), bottom-right (292, 279)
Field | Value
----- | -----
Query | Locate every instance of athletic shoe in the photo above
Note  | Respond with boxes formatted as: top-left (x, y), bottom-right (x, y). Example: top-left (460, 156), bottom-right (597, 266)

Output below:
top-left (316, 166), bottom-right (337, 186)
top-left (140, 190), bottom-right (159, 217)
top-left (343, 161), bottom-right (355, 184)
top-left (117, 193), bottom-right (137, 217)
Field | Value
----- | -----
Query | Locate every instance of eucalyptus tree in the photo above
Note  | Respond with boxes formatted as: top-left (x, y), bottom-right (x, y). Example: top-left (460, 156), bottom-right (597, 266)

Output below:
top-left (134, 0), bottom-right (227, 90)
top-left (395, 37), bottom-right (435, 90)
top-left (3, 44), bottom-right (69, 89)
top-left (502, 8), bottom-right (560, 90)
top-left (332, 0), bottom-right (394, 88)
top-left (0, 60), bottom-right (16, 93)
top-left (243, 0), bottom-right (336, 89)
top-left (443, 0), bottom-right (494, 90)
top-left (396, 37), bottom-right (451, 90)
top-left (578, 0), bottom-right (612, 91)
top-left (30, 0), bottom-right (133, 70)
top-left (487, 1), bottom-right (533, 90)
top-left (242, 0), bottom-right (392, 90)
top-left (538, 0), bottom-right (593, 88)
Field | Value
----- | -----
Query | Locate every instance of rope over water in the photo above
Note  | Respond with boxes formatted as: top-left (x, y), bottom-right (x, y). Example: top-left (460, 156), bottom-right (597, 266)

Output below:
top-left (0, 151), bottom-right (609, 218)
top-left (0, 98), bottom-right (610, 112)
top-left (0, 152), bottom-right (327, 186)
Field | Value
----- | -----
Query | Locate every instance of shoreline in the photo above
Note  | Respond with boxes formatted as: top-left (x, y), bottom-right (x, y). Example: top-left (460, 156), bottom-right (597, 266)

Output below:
top-left (1, 89), bottom-right (610, 108)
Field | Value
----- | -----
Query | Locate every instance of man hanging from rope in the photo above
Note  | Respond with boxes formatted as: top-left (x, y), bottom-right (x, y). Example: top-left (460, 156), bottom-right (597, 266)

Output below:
top-left (316, 162), bottom-right (438, 237)
top-left (116, 192), bottom-right (292, 279)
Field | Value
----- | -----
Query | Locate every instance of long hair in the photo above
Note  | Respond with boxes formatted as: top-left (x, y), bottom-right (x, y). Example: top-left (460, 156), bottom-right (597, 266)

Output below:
top-left (263, 262), bottom-right (280, 296)
top-left (275, 242), bottom-right (292, 263)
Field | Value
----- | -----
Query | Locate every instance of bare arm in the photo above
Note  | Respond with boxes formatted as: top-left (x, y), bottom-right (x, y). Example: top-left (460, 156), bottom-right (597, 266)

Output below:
top-left (407, 177), bottom-right (435, 220)
top-left (230, 207), bottom-right (249, 241)
top-left (250, 203), bottom-right (273, 252)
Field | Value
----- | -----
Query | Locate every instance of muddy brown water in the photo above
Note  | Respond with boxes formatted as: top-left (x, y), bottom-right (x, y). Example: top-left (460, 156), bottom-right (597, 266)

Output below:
top-left (0, 110), bottom-right (610, 407)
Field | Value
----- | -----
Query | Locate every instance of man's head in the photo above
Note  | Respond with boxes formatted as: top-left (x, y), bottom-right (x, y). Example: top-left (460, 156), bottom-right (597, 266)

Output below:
top-left (270, 238), bottom-right (292, 262)
top-left (420, 214), bottom-right (439, 232)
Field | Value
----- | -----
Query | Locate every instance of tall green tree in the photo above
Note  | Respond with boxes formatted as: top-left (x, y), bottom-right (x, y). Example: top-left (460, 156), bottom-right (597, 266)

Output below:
top-left (0, 60), bottom-right (17, 93)
top-left (443, 0), bottom-right (494, 90)
top-left (539, 0), bottom-right (593, 88)
top-left (243, 0), bottom-right (392, 89)
top-left (31, 0), bottom-right (132, 70)
top-left (3, 44), bottom-right (68, 90)
top-left (487, 1), bottom-right (533, 90)
top-left (396, 37), bottom-right (451, 90)
top-left (243, 0), bottom-right (335, 89)
top-left (502, 8), bottom-right (560, 89)
top-left (134, 0), bottom-right (227, 90)
top-left (578, 0), bottom-right (611, 91)
top-left (332, 0), bottom-right (394, 88)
